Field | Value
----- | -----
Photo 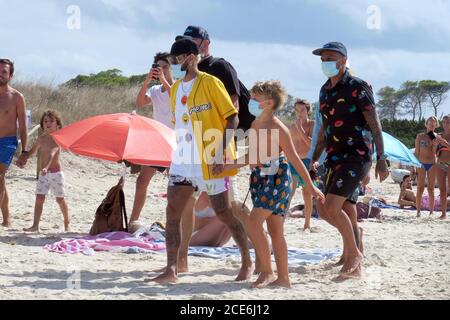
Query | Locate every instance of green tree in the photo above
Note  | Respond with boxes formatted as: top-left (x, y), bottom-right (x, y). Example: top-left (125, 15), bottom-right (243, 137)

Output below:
top-left (398, 81), bottom-right (427, 122)
top-left (419, 80), bottom-right (450, 118)
top-left (376, 86), bottom-right (403, 120)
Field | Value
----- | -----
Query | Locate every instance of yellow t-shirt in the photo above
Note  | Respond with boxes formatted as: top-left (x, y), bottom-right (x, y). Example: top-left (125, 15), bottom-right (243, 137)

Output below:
top-left (170, 72), bottom-right (238, 180)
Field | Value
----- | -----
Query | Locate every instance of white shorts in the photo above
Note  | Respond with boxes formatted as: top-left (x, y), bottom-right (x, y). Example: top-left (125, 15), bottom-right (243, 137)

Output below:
top-left (168, 175), bottom-right (230, 197)
top-left (36, 172), bottom-right (65, 198)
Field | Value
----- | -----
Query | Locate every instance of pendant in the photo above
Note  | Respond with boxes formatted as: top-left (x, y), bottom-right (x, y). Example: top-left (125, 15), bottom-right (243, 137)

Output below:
top-left (181, 95), bottom-right (188, 105)
top-left (182, 113), bottom-right (189, 125)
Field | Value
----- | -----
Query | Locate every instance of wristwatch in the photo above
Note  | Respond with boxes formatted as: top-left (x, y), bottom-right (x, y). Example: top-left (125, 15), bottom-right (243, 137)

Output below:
top-left (377, 153), bottom-right (388, 161)
top-left (21, 150), bottom-right (29, 155)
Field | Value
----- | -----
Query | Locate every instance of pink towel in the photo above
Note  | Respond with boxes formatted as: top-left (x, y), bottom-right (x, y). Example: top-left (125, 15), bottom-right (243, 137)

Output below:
top-left (421, 195), bottom-right (441, 211)
top-left (45, 231), bottom-right (165, 254)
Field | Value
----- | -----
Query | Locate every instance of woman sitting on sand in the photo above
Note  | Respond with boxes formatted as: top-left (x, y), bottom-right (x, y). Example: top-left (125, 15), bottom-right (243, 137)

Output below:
top-left (190, 192), bottom-right (232, 247)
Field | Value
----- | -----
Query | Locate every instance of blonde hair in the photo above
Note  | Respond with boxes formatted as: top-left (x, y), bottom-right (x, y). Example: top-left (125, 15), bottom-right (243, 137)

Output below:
top-left (425, 116), bottom-right (439, 127)
top-left (250, 80), bottom-right (287, 110)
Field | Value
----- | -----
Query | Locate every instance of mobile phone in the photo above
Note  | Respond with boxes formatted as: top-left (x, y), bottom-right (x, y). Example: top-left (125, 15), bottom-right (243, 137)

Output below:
top-left (151, 64), bottom-right (159, 80)
top-left (427, 131), bottom-right (436, 140)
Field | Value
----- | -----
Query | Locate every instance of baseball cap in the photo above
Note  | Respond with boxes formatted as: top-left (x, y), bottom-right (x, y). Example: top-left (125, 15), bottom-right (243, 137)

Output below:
top-left (170, 38), bottom-right (200, 56)
top-left (176, 25), bottom-right (210, 41)
top-left (312, 42), bottom-right (347, 57)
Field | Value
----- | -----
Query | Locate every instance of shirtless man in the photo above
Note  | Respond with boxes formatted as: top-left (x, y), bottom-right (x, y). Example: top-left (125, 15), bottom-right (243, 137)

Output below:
top-left (398, 175), bottom-right (417, 209)
top-left (287, 99), bottom-right (315, 231)
top-left (399, 173), bottom-right (450, 212)
top-left (0, 59), bottom-right (28, 228)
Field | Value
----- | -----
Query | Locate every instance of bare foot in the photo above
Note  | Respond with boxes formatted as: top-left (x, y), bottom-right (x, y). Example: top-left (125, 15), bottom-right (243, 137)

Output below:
top-left (23, 226), bottom-right (40, 232)
top-left (416, 212), bottom-right (421, 218)
top-left (1, 221), bottom-right (11, 228)
top-left (340, 254), bottom-right (363, 274)
top-left (147, 270), bottom-right (178, 284)
top-left (235, 263), bottom-right (255, 281)
top-left (152, 265), bottom-right (189, 274)
top-left (269, 277), bottom-right (291, 288)
top-left (178, 259), bottom-right (189, 273)
top-left (64, 224), bottom-right (70, 232)
top-left (251, 272), bottom-right (276, 289)
top-left (438, 215), bottom-right (447, 220)
top-left (333, 265), bottom-right (361, 282)
top-left (334, 255), bottom-right (345, 267)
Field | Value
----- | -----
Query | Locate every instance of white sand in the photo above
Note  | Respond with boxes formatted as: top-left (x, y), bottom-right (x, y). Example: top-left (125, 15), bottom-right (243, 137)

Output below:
top-left (0, 153), bottom-right (449, 300)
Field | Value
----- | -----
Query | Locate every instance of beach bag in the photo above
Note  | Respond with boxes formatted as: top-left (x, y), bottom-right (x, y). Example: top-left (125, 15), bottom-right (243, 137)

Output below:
top-left (356, 202), bottom-right (383, 221)
top-left (89, 178), bottom-right (128, 235)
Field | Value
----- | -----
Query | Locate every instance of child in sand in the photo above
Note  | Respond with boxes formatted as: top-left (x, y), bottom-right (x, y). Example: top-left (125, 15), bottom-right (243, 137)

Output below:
top-left (18, 110), bottom-right (69, 232)
top-left (213, 81), bottom-right (324, 288)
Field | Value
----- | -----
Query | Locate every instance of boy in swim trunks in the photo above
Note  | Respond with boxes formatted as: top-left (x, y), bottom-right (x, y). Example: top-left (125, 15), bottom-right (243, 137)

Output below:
top-left (0, 59), bottom-right (28, 228)
top-left (287, 99), bottom-right (315, 230)
top-left (213, 81), bottom-right (324, 289)
top-left (18, 110), bottom-right (70, 232)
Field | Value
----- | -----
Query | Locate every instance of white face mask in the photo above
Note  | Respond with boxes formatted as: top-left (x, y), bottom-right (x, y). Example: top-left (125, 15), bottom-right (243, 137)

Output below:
top-left (321, 61), bottom-right (340, 78)
top-left (248, 99), bottom-right (264, 117)
top-left (171, 64), bottom-right (186, 80)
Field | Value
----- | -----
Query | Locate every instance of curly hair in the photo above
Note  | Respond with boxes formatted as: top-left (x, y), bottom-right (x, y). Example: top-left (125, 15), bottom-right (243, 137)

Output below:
top-left (250, 80), bottom-right (287, 110)
top-left (40, 110), bottom-right (63, 130)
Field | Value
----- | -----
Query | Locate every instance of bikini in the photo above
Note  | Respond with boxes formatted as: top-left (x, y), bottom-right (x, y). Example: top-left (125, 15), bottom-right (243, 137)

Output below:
top-left (419, 139), bottom-right (434, 171)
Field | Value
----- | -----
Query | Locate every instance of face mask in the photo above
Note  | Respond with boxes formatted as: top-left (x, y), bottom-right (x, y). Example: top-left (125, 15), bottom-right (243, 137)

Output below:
top-left (171, 64), bottom-right (186, 80)
top-left (248, 99), bottom-right (263, 117)
top-left (322, 61), bottom-right (340, 78)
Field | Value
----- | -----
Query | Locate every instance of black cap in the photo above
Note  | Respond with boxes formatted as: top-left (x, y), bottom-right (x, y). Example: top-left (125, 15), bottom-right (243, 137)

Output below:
top-left (312, 42), bottom-right (347, 57)
top-left (176, 25), bottom-right (210, 41)
top-left (170, 38), bottom-right (200, 56)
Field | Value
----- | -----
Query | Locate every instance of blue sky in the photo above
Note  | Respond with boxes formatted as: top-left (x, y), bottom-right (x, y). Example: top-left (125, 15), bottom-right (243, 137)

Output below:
top-left (1, 0), bottom-right (449, 116)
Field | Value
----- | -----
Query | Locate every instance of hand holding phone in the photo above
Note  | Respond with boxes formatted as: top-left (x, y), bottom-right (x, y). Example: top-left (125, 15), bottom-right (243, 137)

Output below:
top-left (427, 131), bottom-right (437, 140)
top-left (151, 64), bottom-right (159, 80)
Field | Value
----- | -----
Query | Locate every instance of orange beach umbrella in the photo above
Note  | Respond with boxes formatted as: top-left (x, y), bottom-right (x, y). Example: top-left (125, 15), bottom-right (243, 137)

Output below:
top-left (52, 113), bottom-right (176, 167)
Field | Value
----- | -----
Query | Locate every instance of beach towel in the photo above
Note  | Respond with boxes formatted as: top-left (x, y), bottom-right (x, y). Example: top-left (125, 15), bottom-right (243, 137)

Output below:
top-left (188, 247), bottom-right (341, 267)
top-left (45, 229), bottom-right (165, 255)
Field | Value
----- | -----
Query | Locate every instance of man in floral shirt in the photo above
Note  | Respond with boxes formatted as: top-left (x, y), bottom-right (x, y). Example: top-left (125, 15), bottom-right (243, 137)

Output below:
top-left (312, 42), bottom-right (389, 280)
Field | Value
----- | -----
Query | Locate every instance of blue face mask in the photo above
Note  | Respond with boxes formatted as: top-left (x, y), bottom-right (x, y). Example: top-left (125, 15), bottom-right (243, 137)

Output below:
top-left (171, 64), bottom-right (186, 80)
top-left (322, 61), bottom-right (340, 78)
top-left (248, 99), bottom-right (263, 117)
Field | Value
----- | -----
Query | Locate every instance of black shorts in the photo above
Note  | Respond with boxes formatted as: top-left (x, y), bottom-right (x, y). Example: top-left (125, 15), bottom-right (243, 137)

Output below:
top-left (324, 161), bottom-right (371, 202)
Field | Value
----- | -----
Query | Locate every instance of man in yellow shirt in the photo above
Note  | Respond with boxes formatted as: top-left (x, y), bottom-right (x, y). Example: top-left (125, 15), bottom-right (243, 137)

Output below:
top-left (150, 38), bottom-right (253, 284)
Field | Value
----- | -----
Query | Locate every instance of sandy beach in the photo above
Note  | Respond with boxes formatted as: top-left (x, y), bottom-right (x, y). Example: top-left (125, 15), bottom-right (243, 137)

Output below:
top-left (0, 152), bottom-right (448, 300)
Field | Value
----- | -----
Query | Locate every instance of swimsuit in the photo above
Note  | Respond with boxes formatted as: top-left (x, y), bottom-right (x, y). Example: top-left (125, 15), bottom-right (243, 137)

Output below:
top-left (250, 156), bottom-right (292, 217)
top-left (0, 136), bottom-right (18, 168)
top-left (421, 163), bottom-right (434, 171)
top-left (288, 159), bottom-right (309, 188)
top-left (36, 171), bottom-right (66, 198)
